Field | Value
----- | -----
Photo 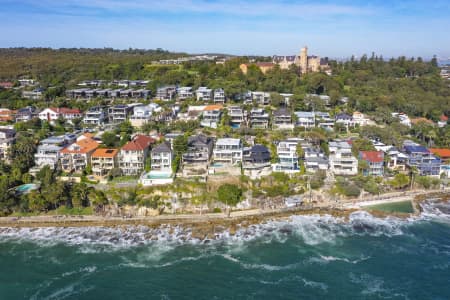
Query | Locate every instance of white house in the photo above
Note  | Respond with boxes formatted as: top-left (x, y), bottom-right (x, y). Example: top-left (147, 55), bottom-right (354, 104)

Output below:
top-left (83, 106), bottom-right (106, 126)
top-left (294, 111), bottom-right (315, 128)
top-left (177, 87), bottom-right (194, 100)
top-left (213, 138), bottom-right (243, 165)
top-left (252, 91), bottom-right (270, 105)
top-left (272, 139), bottom-right (301, 173)
top-left (201, 108), bottom-right (222, 129)
top-left (213, 88), bottom-right (226, 104)
top-left (0, 128), bottom-right (15, 163)
top-left (129, 104), bottom-right (161, 127)
top-left (328, 140), bottom-right (358, 175)
top-left (39, 107), bottom-right (83, 123)
top-left (140, 142), bottom-right (174, 186)
top-left (196, 87), bottom-right (213, 101)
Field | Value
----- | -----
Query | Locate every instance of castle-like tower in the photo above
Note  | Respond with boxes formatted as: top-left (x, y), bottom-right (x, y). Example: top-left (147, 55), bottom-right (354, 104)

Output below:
top-left (272, 46), bottom-right (329, 75)
top-left (298, 46), bottom-right (308, 74)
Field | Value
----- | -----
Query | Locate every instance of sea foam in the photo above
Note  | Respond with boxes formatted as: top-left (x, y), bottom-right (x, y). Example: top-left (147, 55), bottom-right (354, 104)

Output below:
top-left (0, 199), bottom-right (448, 251)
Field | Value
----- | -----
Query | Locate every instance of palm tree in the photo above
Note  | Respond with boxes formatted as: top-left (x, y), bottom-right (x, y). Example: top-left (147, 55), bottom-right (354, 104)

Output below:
top-left (409, 166), bottom-right (418, 190)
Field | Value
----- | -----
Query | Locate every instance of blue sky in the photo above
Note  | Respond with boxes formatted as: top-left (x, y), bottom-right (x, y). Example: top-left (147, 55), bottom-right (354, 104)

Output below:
top-left (1, 0), bottom-right (449, 59)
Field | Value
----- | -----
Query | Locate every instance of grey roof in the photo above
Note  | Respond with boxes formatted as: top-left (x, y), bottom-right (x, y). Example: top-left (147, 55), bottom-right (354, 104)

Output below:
top-left (188, 134), bottom-right (212, 146)
top-left (152, 141), bottom-right (172, 154)
top-left (273, 108), bottom-right (291, 116)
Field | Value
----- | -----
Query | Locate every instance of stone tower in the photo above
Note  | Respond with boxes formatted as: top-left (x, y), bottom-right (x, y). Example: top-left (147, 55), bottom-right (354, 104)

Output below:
top-left (299, 46), bottom-right (308, 74)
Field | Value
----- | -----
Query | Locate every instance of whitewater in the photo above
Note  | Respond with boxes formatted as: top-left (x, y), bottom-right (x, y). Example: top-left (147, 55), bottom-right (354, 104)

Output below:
top-left (0, 200), bottom-right (449, 299)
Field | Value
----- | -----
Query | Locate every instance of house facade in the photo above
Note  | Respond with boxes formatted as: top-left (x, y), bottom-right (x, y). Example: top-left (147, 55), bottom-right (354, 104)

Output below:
top-left (196, 87), bottom-right (213, 101)
top-left (272, 139), bottom-right (300, 173)
top-left (213, 138), bottom-right (243, 164)
top-left (272, 108), bottom-right (294, 130)
top-left (60, 137), bottom-right (99, 173)
top-left (359, 151), bottom-right (384, 176)
top-left (249, 108), bottom-right (270, 129)
top-left (91, 148), bottom-right (119, 177)
top-left (328, 140), bottom-right (358, 175)
top-left (39, 108), bottom-right (83, 123)
top-left (83, 106), bottom-right (106, 126)
top-left (119, 135), bottom-right (155, 176)
top-left (0, 128), bottom-right (15, 162)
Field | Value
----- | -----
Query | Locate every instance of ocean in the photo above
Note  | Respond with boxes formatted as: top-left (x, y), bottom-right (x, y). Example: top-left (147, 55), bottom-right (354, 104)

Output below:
top-left (0, 200), bottom-right (449, 300)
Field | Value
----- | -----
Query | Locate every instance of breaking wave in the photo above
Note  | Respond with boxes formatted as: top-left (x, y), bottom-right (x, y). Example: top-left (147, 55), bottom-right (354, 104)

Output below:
top-left (0, 199), bottom-right (448, 252)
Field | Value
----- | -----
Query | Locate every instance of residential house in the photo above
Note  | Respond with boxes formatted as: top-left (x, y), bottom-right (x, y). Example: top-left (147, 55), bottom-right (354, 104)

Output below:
top-left (249, 108), bottom-right (270, 129)
top-left (200, 105), bottom-right (222, 129)
top-left (386, 147), bottom-right (408, 171)
top-left (60, 137), bottom-right (99, 173)
top-left (181, 134), bottom-right (214, 178)
top-left (272, 139), bottom-right (300, 173)
top-left (328, 140), bottom-right (358, 175)
top-left (359, 151), bottom-right (384, 176)
top-left (353, 111), bottom-right (372, 126)
top-left (429, 148), bottom-right (450, 164)
top-left (177, 87), bottom-right (194, 100)
top-left (0, 109), bottom-right (16, 123)
top-left (119, 135), bottom-right (155, 176)
top-left (15, 106), bottom-right (36, 122)
top-left (182, 134), bottom-right (214, 165)
top-left (228, 106), bottom-right (246, 128)
top-left (280, 93), bottom-right (293, 106)
top-left (403, 144), bottom-right (441, 176)
top-left (0, 128), bottom-right (15, 162)
top-left (129, 104), bottom-right (161, 127)
top-left (335, 113), bottom-right (355, 129)
top-left (294, 111), bottom-right (315, 128)
top-left (108, 105), bottom-right (132, 124)
top-left (213, 138), bottom-right (243, 165)
top-left (213, 88), bottom-right (226, 104)
top-left (139, 142), bottom-right (174, 186)
top-left (392, 113), bottom-right (411, 127)
top-left (315, 111), bottom-right (334, 131)
top-left (305, 94), bottom-right (331, 106)
top-left (303, 147), bottom-right (328, 173)
top-left (272, 108), bottom-right (294, 130)
top-left (91, 148), bottom-right (119, 177)
top-left (38, 107), bottom-right (83, 124)
top-left (252, 91), bottom-right (270, 105)
top-left (243, 144), bottom-right (271, 178)
top-left (156, 86), bottom-right (177, 101)
top-left (34, 135), bottom-right (73, 169)
top-left (438, 115), bottom-right (448, 128)
top-left (22, 88), bottom-right (44, 100)
top-left (196, 87), bottom-right (213, 101)
top-left (83, 106), bottom-right (106, 126)
top-left (151, 142), bottom-right (173, 171)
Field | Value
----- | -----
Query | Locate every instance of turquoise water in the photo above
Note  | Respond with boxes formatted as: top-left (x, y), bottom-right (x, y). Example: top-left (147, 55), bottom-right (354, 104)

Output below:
top-left (15, 183), bottom-right (38, 193)
top-left (0, 201), bottom-right (449, 299)
top-left (146, 173), bottom-right (172, 179)
top-left (366, 200), bottom-right (415, 213)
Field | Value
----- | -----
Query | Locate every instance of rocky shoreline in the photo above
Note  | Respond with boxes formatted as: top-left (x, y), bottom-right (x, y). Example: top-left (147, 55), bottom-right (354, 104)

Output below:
top-left (0, 191), bottom-right (448, 241)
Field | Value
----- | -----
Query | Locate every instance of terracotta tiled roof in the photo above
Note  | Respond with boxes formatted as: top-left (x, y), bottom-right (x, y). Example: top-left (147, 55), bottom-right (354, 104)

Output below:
top-left (411, 117), bottom-right (434, 125)
top-left (203, 105), bottom-right (223, 111)
top-left (440, 115), bottom-right (449, 122)
top-left (60, 138), bottom-right (99, 154)
top-left (92, 148), bottom-right (118, 158)
top-left (429, 148), bottom-right (450, 159)
top-left (121, 135), bottom-right (155, 151)
top-left (360, 151), bottom-right (384, 163)
top-left (256, 62), bottom-right (274, 67)
top-left (49, 107), bottom-right (82, 114)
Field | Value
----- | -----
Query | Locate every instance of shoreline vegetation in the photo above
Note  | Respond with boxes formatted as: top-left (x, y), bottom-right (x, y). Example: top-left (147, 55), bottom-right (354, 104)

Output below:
top-left (0, 191), bottom-right (448, 240)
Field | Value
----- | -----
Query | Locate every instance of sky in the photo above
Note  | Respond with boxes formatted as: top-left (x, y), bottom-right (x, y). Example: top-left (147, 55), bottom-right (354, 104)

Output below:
top-left (1, 0), bottom-right (449, 59)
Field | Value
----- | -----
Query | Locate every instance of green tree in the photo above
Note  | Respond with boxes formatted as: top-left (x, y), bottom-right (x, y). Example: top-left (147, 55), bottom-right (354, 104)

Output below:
top-left (217, 184), bottom-right (243, 216)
